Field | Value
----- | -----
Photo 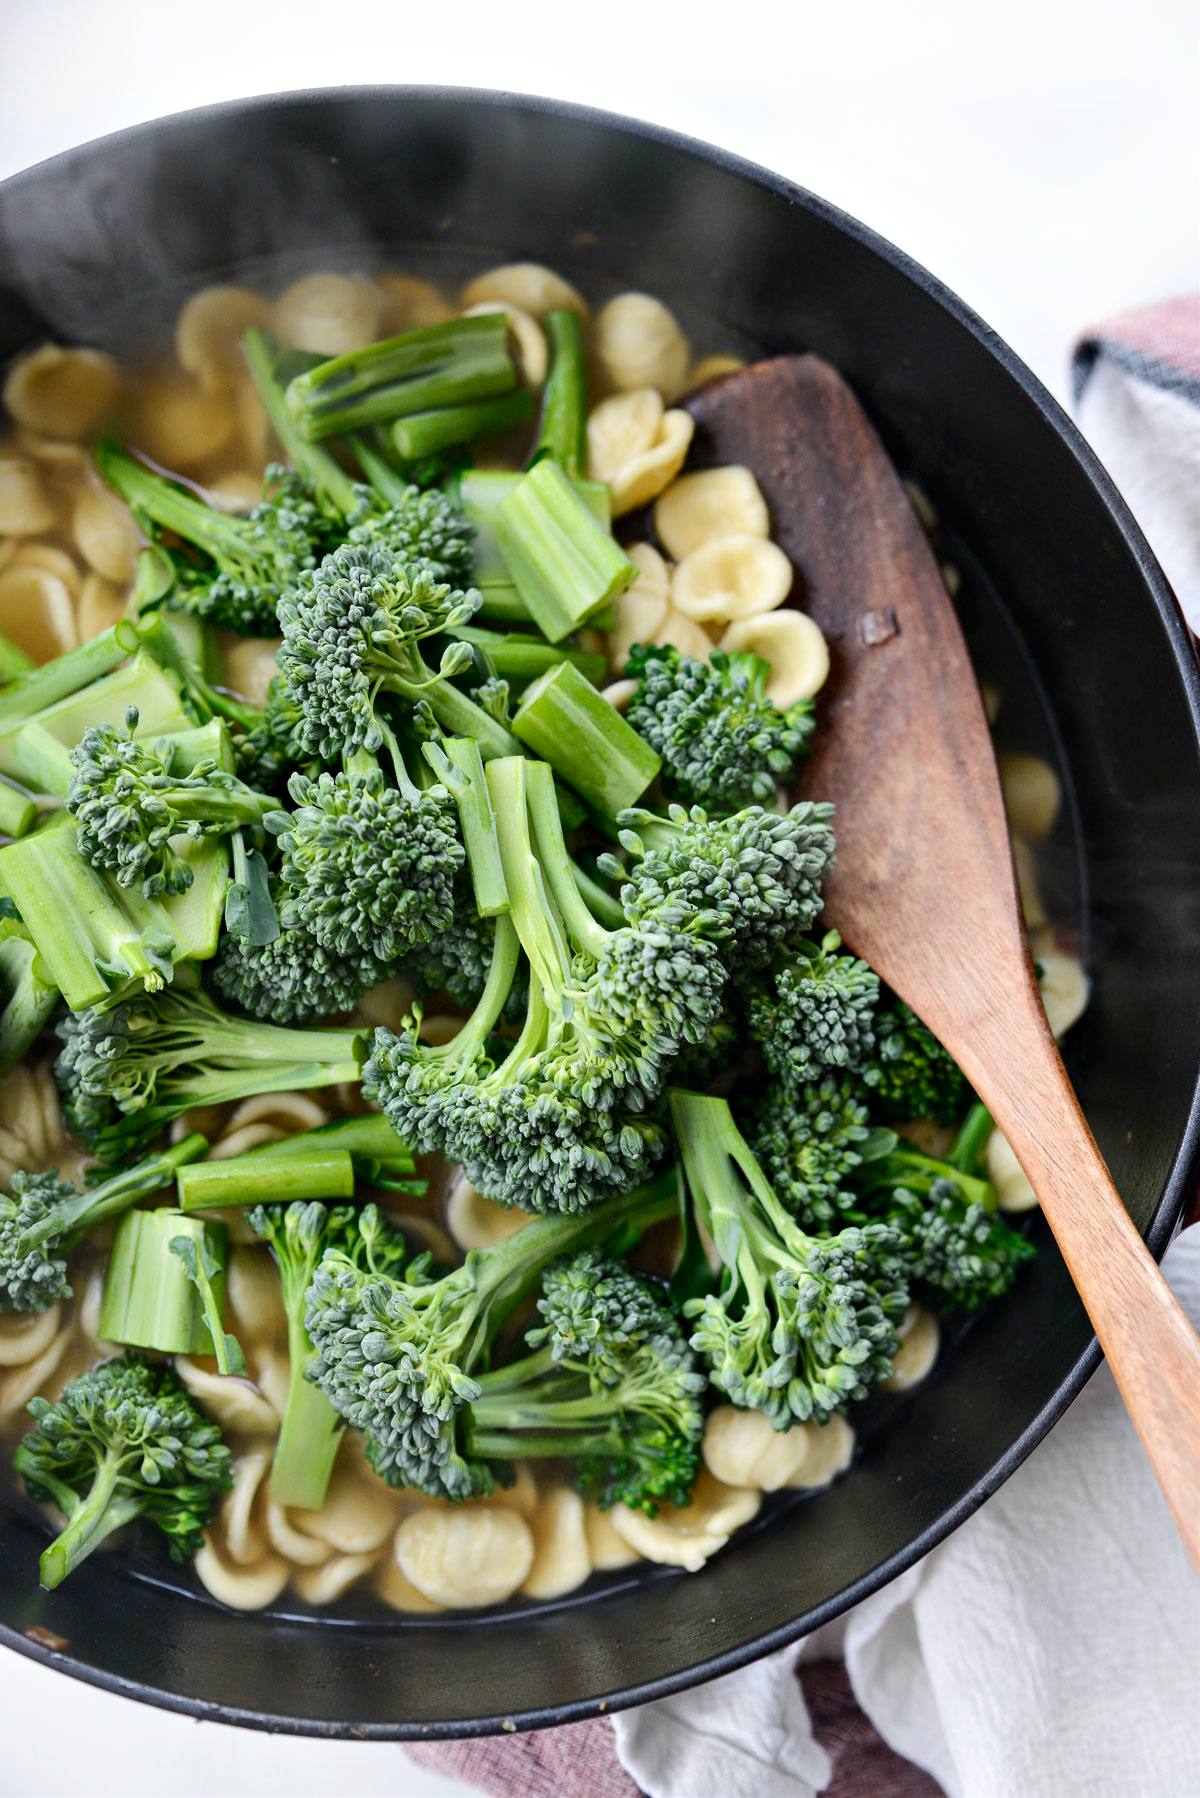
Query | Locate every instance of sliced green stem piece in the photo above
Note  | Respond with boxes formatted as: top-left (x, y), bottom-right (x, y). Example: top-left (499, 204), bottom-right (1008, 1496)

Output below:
top-left (285, 314), bottom-right (517, 440)
top-left (0, 621), bottom-right (137, 732)
top-left (493, 459), bottom-right (635, 643)
top-left (512, 660), bottom-right (661, 816)
top-left (100, 1209), bottom-right (228, 1356)
top-left (451, 624), bottom-right (605, 686)
top-left (421, 736), bottom-right (509, 917)
top-left (531, 309), bottom-right (587, 477)
top-left (0, 777), bottom-right (37, 838)
top-left (0, 630), bottom-right (35, 684)
top-left (387, 389), bottom-right (532, 461)
top-left (241, 329), bottom-right (358, 514)
top-left (178, 1149), bottom-right (356, 1213)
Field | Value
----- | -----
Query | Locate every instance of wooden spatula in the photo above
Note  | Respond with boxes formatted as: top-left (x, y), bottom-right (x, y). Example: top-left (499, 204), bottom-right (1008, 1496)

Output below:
top-left (687, 353), bottom-right (1200, 1570)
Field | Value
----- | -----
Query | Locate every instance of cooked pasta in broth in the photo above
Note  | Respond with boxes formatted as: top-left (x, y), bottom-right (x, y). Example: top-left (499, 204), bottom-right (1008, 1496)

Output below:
top-left (0, 259), bottom-right (1086, 1617)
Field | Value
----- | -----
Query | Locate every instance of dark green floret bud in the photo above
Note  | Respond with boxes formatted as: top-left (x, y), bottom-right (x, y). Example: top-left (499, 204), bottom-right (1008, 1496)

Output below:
top-left (745, 1076), bottom-right (886, 1228)
top-left (863, 1000), bottom-right (969, 1124)
top-left (14, 1352), bottom-right (232, 1589)
top-left (747, 931), bottom-right (880, 1085)
top-left (624, 643), bottom-right (815, 812)
top-left (213, 889), bottom-right (389, 1024)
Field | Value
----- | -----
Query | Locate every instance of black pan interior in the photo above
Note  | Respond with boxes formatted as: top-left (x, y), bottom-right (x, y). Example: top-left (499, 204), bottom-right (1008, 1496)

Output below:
top-left (1, 88), bottom-right (1198, 1737)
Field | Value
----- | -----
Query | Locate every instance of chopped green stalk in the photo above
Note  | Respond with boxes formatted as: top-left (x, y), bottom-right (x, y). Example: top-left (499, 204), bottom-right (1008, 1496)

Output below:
top-left (0, 777), bottom-right (37, 838)
top-left (160, 836), bottom-right (230, 963)
top-left (0, 621), bottom-right (137, 732)
top-left (513, 660), bottom-right (661, 815)
top-left (457, 468), bottom-right (611, 589)
top-left (346, 430), bottom-right (412, 505)
top-left (387, 389), bottom-right (533, 461)
top-left (451, 624), bottom-right (606, 686)
top-left (948, 1099), bottom-right (994, 1179)
top-left (100, 1209), bottom-right (228, 1355)
top-left (168, 1230), bottom-right (246, 1375)
top-left (133, 613), bottom-right (261, 736)
top-left (241, 328), bottom-right (358, 514)
top-left (0, 631), bottom-right (35, 683)
top-left (178, 1149), bottom-right (356, 1213)
top-left (0, 812), bottom-right (177, 1009)
top-left (0, 902), bottom-right (58, 1078)
top-left (244, 1112), bottom-right (419, 1189)
top-left (532, 309), bottom-right (587, 477)
top-left (1, 649), bottom-right (189, 781)
top-left (493, 458), bottom-right (636, 642)
top-left (421, 736), bottom-right (509, 917)
top-left (286, 314), bottom-right (517, 441)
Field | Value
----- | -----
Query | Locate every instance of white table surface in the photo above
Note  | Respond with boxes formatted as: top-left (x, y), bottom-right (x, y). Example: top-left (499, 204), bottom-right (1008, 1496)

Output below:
top-left (0, 2), bottom-right (1196, 1794)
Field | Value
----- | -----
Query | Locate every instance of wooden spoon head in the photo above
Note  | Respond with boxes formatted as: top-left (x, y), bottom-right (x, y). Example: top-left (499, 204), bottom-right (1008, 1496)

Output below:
top-left (686, 354), bottom-right (1040, 1069)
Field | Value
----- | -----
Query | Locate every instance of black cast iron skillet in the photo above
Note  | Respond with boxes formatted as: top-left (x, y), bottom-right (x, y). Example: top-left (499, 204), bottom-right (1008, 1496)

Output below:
top-left (1, 87), bottom-right (1198, 1739)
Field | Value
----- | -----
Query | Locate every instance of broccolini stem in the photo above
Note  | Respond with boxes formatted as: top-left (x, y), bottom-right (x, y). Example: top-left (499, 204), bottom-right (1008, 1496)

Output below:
top-left (512, 660), bottom-right (661, 817)
top-left (487, 757), bottom-right (574, 1000)
top-left (19, 1133), bottom-right (209, 1252)
top-left (522, 757), bottom-right (611, 960)
top-left (422, 736), bottom-right (509, 918)
top-left (241, 329), bottom-right (358, 515)
top-left (450, 625), bottom-right (606, 687)
top-left (284, 314), bottom-right (517, 440)
top-left (0, 776), bottom-right (37, 838)
top-left (36, 1450), bottom-right (145, 1591)
top-left (271, 1312), bottom-right (343, 1509)
top-left (243, 1111), bottom-right (416, 1174)
top-left (387, 389), bottom-right (532, 462)
top-left (177, 1149), bottom-right (356, 1213)
top-left (94, 441), bottom-right (264, 569)
top-left (345, 430), bottom-right (412, 505)
top-left (532, 309), bottom-right (587, 478)
top-left (947, 1099), bottom-right (994, 1179)
top-left (0, 627), bottom-right (34, 683)
top-left (0, 620), bottom-right (137, 732)
top-left (492, 459), bottom-right (637, 644)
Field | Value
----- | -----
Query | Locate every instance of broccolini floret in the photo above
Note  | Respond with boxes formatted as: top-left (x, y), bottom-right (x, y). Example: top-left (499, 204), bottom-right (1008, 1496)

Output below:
top-left (305, 1175), bottom-right (678, 1497)
top-left (212, 885), bottom-right (388, 1024)
top-left (671, 1090), bottom-right (908, 1427)
top-left (624, 643), bottom-right (814, 811)
top-left (276, 541), bottom-right (517, 763)
top-left (95, 442), bottom-right (342, 635)
top-left (1, 1135), bottom-right (206, 1313)
top-left (745, 1075), bottom-right (884, 1228)
top-left (14, 1353), bottom-right (231, 1589)
top-left (67, 707), bottom-right (276, 899)
top-left (466, 1250), bottom-right (705, 1512)
top-left (863, 1000), bottom-right (969, 1124)
top-left (54, 990), bottom-right (365, 1162)
top-left (747, 931), bottom-right (880, 1085)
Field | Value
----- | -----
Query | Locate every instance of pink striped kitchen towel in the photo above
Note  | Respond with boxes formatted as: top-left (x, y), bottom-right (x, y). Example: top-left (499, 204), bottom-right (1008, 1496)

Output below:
top-left (405, 295), bottom-right (1200, 1798)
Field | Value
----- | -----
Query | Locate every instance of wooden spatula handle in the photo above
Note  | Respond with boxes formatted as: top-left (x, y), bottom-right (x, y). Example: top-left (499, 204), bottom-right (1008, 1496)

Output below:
top-left (960, 1002), bottom-right (1200, 1572)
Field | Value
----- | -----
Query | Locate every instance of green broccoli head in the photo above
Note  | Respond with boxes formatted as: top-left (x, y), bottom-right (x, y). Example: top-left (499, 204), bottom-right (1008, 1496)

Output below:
top-left (175, 467), bottom-right (342, 633)
top-left (229, 675), bottom-right (311, 795)
top-left (212, 894), bottom-right (388, 1025)
top-left (884, 1177), bottom-right (1036, 1313)
top-left (346, 481), bottom-right (474, 587)
top-left (272, 763), bottom-right (463, 964)
top-left (67, 707), bottom-right (275, 899)
top-left (276, 542), bottom-right (480, 762)
top-left (0, 1170), bottom-right (77, 1314)
top-left (745, 1075), bottom-right (881, 1228)
top-left (671, 1090), bottom-right (908, 1428)
top-left (470, 1248), bottom-right (706, 1514)
top-left (863, 1001), bottom-right (969, 1124)
top-left (14, 1353), bottom-right (232, 1588)
top-left (748, 931), bottom-right (881, 1085)
top-left (624, 643), bottom-right (814, 812)
top-left (612, 799), bottom-right (836, 976)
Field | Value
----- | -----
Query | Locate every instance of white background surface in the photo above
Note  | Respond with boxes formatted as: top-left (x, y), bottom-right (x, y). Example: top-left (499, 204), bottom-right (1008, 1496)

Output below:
top-left (0, 2), bottom-right (1196, 1795)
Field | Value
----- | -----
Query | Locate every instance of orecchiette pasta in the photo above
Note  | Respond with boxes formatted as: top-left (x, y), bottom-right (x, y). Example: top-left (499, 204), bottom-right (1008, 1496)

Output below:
top-left (998, 752), bottom-right (1061, 843)
top-left (377, 272), bottom-right (454, 332)
top-left (220, 1445), bottom-right (273, 1565)
top-left (273, 273), bottom-right (383, 358)
top-left (671, 534), bottom-right (793, 627)
top-left (594, 294), bottom-right (690, 400)
top-left (0, 457), bottom-right (55, 535)
top-left (684, 353), bottom-right (746, 393)
top-left (9, 541), bottom-right (82, 595)
top-left (1030, 936), bottom-right (1090, 1040)
top-left (71, 487), bottom-right (140, 585)
top-left (787, 1415), bottom-right (856, 1489)
top-left (0, 566), bottom-right (77, 661)
top-left (654, 466), bottom-right (770, 560)
top-left (601, 678), bottom-right (638, 712)
top-left (702, 1404), bottom-right (809, 1492)
top-left (395, 1506), bottom-right (535, 1608)
top-left (1011, 838), bottom-right (1049, 931)
top-left (175, 286), bottom-right (271, 394)
top-left (294, 1550), bottom-right (379, 1606)
top-left (0, 1303), bottom-right (62, 1367)
top-left (265, 1499), bottom-right (330, 1567)
top-left (720, 610), bottom-right (830, 707)
top-left (194, 1541), bottom-right (291, 1611)
top-left (129, 374), bottom-right (236, 468)
top-left (2, 345), bottom-right (121, 440)
top-left (0, 1063), bottom-right (83, 1185)
top-left (461, 263), bottom-right (587, 320)
top-left (77, 573), bottom-right (127, 640)
top-left (582, 1502), bottom-right (641, 1571)
top-left (375, 1550), bottom-right (446, 1613)
top-left (606, 541), bottom-right (671, 673)
top-left (175, 1355), bottom-right (280, 1436)
top-left (0, 1333), bottom-right (70, 1426)
top-left (609, 1470), bottom-right (760, 1573)
top-left (585, 390), bottom-right (694, 516)
top-left (351, 973), bottom-right (418, 1034)
top-left (222, 637), bottom-right (285, 708)
top-left (653, 606), bottom-right (713, 662)
top-left (291, 1459), bottom-right (400, 1555)
top-left (225, 1247), bottom-right (288, 1347)
top-left (985, 1126), bottom-right (1038, 1213)
top-left (460, 302), bottom-right (547, 387)
top-left (521, 1487), bottom-right (592, 1600)
top-left (202, 471), bottom-right (263, 514)
top-left (445, 1173), bottom-right (532, 1251)
top-left (882, 1306), bottom-right (940, 1391)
